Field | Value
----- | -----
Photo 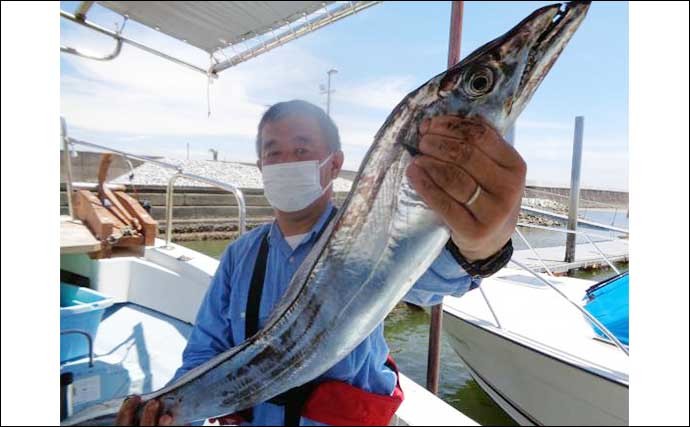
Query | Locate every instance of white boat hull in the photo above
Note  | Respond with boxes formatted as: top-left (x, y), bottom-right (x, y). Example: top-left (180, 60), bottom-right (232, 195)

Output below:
top-left (443, 269), bottom-right (628, 426)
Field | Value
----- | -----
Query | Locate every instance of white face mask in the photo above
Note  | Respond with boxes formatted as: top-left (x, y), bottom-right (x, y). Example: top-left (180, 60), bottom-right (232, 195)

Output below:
top-left (261, 154), bottom-right (334, 213)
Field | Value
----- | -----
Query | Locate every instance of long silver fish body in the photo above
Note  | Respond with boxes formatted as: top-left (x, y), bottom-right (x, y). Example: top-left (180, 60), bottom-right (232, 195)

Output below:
top-left (62, 2), bottom-right (590, 425)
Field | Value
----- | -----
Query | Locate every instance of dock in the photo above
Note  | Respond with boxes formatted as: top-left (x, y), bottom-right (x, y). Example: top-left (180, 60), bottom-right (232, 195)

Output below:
top-left (512, 239), bottom-right (629, 274)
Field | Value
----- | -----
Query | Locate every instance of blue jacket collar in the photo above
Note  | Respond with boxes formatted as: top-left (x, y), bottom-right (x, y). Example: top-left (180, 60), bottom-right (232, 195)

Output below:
top-left (268, 201), bottom-right (336, 256)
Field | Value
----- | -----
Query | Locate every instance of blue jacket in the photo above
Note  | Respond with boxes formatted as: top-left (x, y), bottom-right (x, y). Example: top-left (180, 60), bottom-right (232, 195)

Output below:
top-left (171, 203), bottom-right (477, 425)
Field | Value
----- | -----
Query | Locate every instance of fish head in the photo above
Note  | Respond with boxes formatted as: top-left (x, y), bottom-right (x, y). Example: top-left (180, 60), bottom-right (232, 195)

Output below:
top-left (406, 1), bottom-right (590, 139)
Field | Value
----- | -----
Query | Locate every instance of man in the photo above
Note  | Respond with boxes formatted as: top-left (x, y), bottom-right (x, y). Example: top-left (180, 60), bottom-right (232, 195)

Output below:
top-left (117, 100), bottom-right (525, 426)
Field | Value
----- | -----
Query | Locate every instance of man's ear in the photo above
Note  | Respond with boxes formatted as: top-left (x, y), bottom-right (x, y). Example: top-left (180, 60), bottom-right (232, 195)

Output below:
top-left (331, 150), bottom-right (344, 179)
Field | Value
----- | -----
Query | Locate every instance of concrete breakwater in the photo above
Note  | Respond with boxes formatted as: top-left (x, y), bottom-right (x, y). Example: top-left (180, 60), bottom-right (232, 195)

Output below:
top-left (523, 186), bottom-right (628, 209)
top-left (60, 184), bottom-right (572, 242)
top-left (59, 184), bottom-right (349, 241)
top-left (60, 157), bottom-right (627, 241)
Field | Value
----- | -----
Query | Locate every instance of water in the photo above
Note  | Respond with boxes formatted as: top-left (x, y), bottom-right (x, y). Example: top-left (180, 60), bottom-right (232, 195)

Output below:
top-left (180, 237), bottom-right (627, 426)
top-left (579, 208), bottom-right (629, 229)
top-left (178, 239), bottom-right (231, 259)
top-left (383, 303), bottom-right (518, 426)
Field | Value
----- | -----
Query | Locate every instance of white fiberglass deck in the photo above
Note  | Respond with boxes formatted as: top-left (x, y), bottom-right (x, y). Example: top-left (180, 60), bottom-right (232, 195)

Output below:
top-left (61, 303), bottom-right (191, 414)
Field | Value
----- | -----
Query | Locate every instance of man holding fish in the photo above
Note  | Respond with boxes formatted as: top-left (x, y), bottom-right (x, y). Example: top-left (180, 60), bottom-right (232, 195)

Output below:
top-left (101, 2), bottom-right (589, 425)
top-left (117, 99), bottom-right (524, 426)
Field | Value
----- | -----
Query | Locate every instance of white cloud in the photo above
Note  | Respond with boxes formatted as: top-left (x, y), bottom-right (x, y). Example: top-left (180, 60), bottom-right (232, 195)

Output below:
top-left (60, 20), bottom-right (408, 144)
top-left (60, 20), bottom-right (420, 176)
top-left (515, 135), bottom-right (629, 191)
top-left (60, 12), bottom-right (627, 191)
top-left (61, 40), bottom-right (264, 138)
top-left (336, 76), bottom-right (417, 111)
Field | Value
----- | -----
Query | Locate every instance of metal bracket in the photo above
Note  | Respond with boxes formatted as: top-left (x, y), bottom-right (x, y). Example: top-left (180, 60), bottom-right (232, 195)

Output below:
top-left (60, 12), bottom-right (125, 62)
top-left (60, 329), bottom-right (94, 367)
top-left (60, 10), bottom-right (210, 75)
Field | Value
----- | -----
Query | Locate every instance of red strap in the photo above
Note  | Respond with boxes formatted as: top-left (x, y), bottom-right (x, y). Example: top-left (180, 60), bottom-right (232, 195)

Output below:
top-left (301, 356), bottom-right (404, 426)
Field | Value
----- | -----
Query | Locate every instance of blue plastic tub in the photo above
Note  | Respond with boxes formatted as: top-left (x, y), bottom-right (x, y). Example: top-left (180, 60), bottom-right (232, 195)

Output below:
top-left (60, 283), bottom-right (114, 363)
top-left (584, 272), bottom-right (629, 346)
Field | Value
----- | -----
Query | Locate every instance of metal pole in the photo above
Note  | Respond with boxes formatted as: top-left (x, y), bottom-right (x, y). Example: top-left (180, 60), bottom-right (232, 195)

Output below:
top-left (68, 137), bottom-right (183, 172)
top-left (164, 172), bottom-right (247, 248)
top-left (583, 233), bottom-right (621, 274)
top-left (61, 117), bottom-right (75, 218)
top-left (515, 227), bottom-right (555, 276)
top-left (60, 11), bottom-right (210, 76)
top-left (181, 172), bottom-right (247, 235)
top-left (60, 330), bottom-right (93, 367)
top-left (565, 116), bottom-right (584, 264)
top-left (325, 68), bottom-right (338, 116)
top-left (211, 2), bottom-right (381, 74)
top-left (165, 174), bottom-right (181, 248)
top-left (74, 1), bottom-right (95, 20)
top-left (427, 0), bottom-right (464, 396)
top-left (327, 72), bottom-right (332, 116)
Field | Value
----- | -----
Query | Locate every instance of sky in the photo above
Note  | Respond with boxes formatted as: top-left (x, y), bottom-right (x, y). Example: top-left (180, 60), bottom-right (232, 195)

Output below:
top-left (60, 1), bottom-right (629, 190)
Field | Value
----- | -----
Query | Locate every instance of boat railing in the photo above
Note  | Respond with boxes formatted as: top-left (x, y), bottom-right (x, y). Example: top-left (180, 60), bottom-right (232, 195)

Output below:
top-left (163, 173), bottom-right (246, 248)
top-left (476, 223), bottom-right (629, 356)
top-left (508, 258), bottom-right (629, 356)
top-left (60, 8), bottom-right (125, 62)
top-left (61, 117), bottom-right (247, 247)
top-left (60, 10), bottom-right (208, 75)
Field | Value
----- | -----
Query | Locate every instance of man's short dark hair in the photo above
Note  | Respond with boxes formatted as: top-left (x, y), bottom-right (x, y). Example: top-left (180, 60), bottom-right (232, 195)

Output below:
top-left (255, 100), bottom-right (341, 158)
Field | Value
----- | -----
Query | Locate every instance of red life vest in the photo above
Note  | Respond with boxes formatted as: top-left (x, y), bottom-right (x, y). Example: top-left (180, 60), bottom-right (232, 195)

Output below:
top-left (220, 356), bottom-right (404, 426)
top-left (301, 355), bottom-right (405, 426)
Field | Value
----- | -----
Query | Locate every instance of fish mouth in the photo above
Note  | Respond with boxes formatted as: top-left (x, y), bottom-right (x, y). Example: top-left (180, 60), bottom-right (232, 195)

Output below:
top-left (512, 1), bottom-right (591, 112)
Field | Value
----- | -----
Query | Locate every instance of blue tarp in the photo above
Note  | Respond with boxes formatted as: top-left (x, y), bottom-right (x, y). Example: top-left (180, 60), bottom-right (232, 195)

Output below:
top-left (584, 272), bottom-right (629, 346)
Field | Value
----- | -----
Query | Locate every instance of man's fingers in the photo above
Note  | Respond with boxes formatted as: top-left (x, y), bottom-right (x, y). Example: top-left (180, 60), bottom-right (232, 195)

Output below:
top-left (420, 115), bottom-right (525, 170)
top-left (406, 162), bottom-right (478, 231)
top-left (418, 133), bottom-right (515, 193)
top-left (159, 414), bottom-right (173, 426)
top-left (140, 400), bottom-right (160, 426)
top-left (413, 156), bottom-right (501, 225)
top-left (116, 395), bottom-right (141, 426)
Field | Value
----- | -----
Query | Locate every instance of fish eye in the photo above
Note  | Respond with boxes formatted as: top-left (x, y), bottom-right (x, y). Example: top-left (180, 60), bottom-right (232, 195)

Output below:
top-left (463, 66), bottom-right (495, 97)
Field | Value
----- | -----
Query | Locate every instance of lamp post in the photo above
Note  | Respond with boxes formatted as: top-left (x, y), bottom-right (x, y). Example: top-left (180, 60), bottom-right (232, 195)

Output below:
top-left (320, 68), bottom-right (338, 116)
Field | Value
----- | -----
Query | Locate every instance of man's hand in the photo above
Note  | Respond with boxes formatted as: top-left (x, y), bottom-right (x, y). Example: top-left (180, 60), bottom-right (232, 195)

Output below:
top-left (116, 396), bottom-right (174, 426)
top-left (406, 115), bottom-right (526, 262)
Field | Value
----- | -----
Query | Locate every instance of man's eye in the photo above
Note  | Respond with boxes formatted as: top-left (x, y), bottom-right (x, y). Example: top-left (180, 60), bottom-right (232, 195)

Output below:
top-left (296, 148), bottom-right (308, 155)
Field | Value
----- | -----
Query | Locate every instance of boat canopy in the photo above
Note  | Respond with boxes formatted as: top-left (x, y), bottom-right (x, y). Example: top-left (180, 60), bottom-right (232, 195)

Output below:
top-left (62, 1), bottom-right (380, 76)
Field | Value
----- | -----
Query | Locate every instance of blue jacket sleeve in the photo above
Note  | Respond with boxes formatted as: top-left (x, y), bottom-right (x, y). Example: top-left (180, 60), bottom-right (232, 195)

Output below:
top-left (169, 247), bottom-right (235, 384)
top-left (402, 247), bottom-right (480, 306)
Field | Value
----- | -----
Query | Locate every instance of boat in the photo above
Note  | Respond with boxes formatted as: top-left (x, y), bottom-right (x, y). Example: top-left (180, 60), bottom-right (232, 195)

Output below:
top-left (442, 225), bottom-right (630, 426)
top-left (60, 210), bottom-right (476, 426)
top-left (58, 2), bottom-right (479, 425)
